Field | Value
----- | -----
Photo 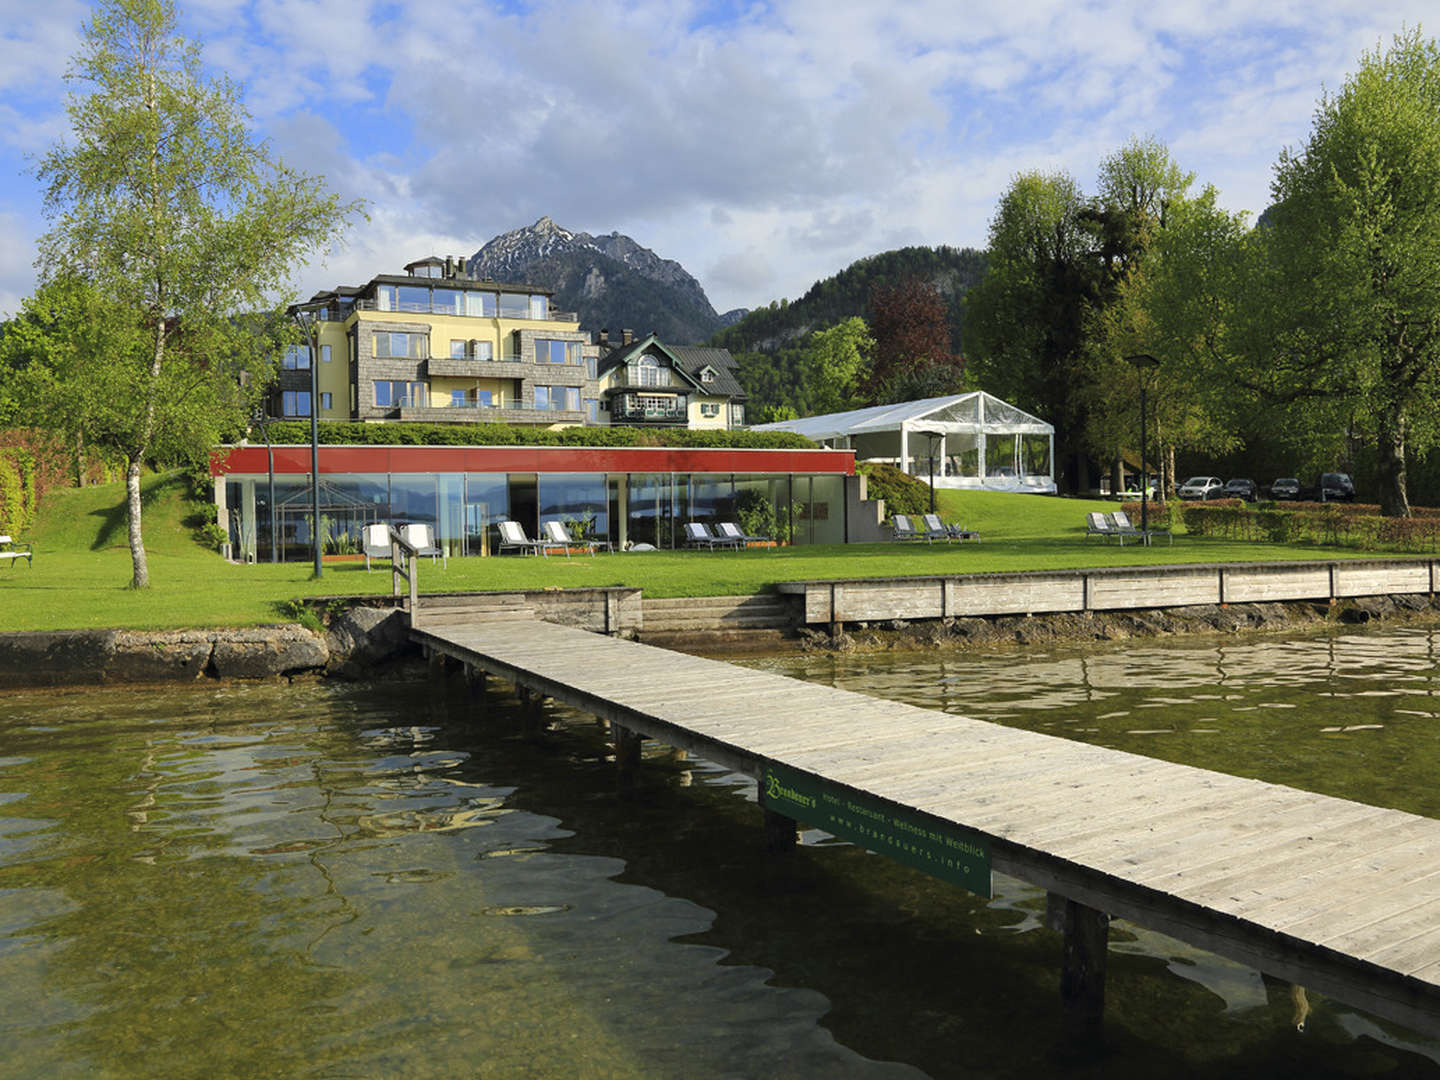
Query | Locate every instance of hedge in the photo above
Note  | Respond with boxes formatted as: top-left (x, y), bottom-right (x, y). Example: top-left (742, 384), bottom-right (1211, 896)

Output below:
top-left (858, 462), bottom-right (932, 519)
top-left (260, 420), bottom-right (817, 450)
top-left (1178, 500), bottom-right (1440, 552)
top-left (0, 448), bottom-right (37, 537)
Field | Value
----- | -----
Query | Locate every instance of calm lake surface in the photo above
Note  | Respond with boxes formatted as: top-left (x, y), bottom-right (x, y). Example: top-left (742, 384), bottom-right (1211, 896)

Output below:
top-left (3, 626), bottom-right (1440, 1078)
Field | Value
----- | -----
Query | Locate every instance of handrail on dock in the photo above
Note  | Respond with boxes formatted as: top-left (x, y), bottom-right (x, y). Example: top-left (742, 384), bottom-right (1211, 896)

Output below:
top-left (388, 526), bottom-right (421, 614)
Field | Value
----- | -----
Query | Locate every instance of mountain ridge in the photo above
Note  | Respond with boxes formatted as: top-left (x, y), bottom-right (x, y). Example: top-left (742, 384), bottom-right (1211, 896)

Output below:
top-left (467, 217), bottom-right (739, 344)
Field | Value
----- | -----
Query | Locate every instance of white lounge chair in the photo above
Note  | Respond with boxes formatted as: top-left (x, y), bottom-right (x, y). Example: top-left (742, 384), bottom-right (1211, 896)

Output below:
top-left (716, 521), bottom-right (768, 546)
top-left (919, 513), bottom-right (956, 542)
top-left (1087, 512), bottom-right (1142, 545)
top-left (1113, 510), bottom-right (1171, 546)
top-left (891, 514), bottom-right (930, 542)
top-left (400, 522), bottom-right (447, 568)
top-left (543, 519), bottom-right (610, 555)
top-left (683, 522), bottom-right (740, 550)
top-left (498, 520), bottom-right (561, 556)
top-left (362, 523), bottom-right (391, 571)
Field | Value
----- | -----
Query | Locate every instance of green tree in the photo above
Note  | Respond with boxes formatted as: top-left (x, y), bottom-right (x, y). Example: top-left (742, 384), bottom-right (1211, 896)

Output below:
top-left (1084, 187), bottom-right (1250, 494)
top-left (32, 0), bottom-right (361, 586)
top-left (1240, 29), bottom-right (1440, 515)
top-left (800, 316), bottom-right (873, 414)
top-left (964, 170), bottom-right (1095, 489)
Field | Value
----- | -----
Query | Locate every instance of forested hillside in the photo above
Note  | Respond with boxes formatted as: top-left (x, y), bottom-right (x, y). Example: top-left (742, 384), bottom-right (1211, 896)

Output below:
top-left (711, 246), bottom-right (987, 355)
top-left (713, 246), bottom-right (987, 419)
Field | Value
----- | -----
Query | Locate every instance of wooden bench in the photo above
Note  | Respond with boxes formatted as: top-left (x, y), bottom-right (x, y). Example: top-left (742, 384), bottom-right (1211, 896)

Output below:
top-left (0, 535), bottom-right (33, 567)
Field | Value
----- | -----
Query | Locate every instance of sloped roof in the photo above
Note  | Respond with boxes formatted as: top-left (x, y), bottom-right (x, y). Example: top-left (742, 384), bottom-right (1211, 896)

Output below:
top-left (598, 335), bottom-right (746, 399)
top-left (752, 392), bottom-right (1052, 440)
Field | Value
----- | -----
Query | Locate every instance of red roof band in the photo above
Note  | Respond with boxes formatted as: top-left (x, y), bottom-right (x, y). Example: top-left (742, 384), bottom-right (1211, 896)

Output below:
top-left (213, 444), bottom-right (857, 477)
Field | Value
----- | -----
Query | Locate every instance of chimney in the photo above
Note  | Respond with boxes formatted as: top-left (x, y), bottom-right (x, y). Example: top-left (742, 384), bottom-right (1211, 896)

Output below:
top-left (621, 328), bottom-right (634, 345)
top-left (443, 256), bottom-right (454, 278)
top-left (598, 328), bottom-right (610, 348)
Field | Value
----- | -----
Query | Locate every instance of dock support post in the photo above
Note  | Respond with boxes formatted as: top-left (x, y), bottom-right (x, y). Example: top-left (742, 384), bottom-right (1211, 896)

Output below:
top-left (518, 686), bottom-right (545, 736)
top-left (465, 665), bottom-right (487, 697)
top-left (762, 808), bottom-right (799, 853)
top-left (1048, 893), bottom-right (1109, 1039)
top-left (614, 723), bottom-right (642, 788)
top-left (428, 648), bottom-right (446, 679)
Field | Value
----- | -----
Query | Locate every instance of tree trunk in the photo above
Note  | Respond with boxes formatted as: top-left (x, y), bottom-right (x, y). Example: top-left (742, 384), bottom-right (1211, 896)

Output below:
top-left (75, 432), bottom-right (87, 488)
top-left (1377, 409), bottom-right (1410, 517)
top-left (126, 455), bottom-right (149, 588)
top-left (1166, 444), bottom-right (1176, 501)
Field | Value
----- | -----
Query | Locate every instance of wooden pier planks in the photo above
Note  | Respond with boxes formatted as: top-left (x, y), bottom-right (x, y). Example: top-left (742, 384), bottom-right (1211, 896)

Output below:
top-left (413, 618), bottom-right (1440, 1038)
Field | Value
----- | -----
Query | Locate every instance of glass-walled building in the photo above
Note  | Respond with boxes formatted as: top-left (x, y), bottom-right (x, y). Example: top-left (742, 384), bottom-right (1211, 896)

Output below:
top-left (214, 444), bottom-right (856, 562)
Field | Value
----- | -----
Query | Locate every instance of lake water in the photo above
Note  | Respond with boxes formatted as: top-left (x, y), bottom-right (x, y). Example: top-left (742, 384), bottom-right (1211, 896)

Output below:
top-left (2, 627), bottom-right (1440, 1078)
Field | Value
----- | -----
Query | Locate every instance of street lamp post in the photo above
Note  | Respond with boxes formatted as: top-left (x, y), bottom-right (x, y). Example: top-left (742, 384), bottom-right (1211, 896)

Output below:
top-left (1125, 354), bottom-right (1160, 538)
top-left (292, 302), bottom-right (325, 579)
top-left (250, 410), bottom-right (278, 563)
top-left (918, 428), bottom-right (944, 514)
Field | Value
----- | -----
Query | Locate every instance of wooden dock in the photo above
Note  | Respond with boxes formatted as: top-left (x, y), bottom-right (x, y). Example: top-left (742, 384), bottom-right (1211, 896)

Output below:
top-left (411, 615), bottom-right (1440, 1039)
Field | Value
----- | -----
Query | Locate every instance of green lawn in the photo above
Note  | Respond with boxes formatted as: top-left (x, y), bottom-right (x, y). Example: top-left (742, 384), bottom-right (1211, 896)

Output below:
top-left (0, 474), bottom-right (1411, 633)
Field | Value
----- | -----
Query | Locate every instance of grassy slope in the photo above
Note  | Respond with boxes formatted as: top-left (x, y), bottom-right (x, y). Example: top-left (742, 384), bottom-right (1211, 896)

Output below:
top-left (0, 475), bottom-right (1402, 632)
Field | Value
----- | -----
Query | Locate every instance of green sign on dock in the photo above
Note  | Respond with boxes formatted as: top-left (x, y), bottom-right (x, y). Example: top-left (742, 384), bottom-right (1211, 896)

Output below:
top-left (761, 763), bottom-right (992, 898)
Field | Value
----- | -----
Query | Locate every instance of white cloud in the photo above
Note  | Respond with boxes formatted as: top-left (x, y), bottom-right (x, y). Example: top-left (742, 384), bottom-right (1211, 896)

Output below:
top-left (4, 0), bottom-right (1440, 314)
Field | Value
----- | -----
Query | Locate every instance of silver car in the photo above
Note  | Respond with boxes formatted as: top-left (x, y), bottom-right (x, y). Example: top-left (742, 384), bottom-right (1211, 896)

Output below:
top-left (1177, 475), bottom-right (1224, 500)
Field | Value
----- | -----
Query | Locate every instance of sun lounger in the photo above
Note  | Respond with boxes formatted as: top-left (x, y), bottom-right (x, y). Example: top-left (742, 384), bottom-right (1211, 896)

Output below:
top-left (891, 514), bottom-right (931, 542)
top-left (683, 522), bottom-right (741, 550)
top-left (498, 520), bottom-right (563, 556)
top-left (1112, 510), bottom-right (1172, 546)
top-left (400, 522), bottom-right (448, 568)
top-left (543, 519), bottom-right (610, 555)
top-left (914, 513), bottom-right (951, 541)
top-left (0, 535), bottom-right (32, 568)
top-left (1086, 511), bottom-right (1143, 545)
top-left (363, 523), bottom-right (391, 571)
top-left (715, 522), bottom-right (768, 546)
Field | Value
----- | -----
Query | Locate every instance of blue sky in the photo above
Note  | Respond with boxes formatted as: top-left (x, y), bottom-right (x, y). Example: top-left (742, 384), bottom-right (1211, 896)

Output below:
top-left (0, 0), bottom-right (1432, 318)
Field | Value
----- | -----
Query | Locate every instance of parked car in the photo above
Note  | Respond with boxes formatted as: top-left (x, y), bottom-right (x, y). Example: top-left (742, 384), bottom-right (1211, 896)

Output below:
top-left (1316, 472), bottom-right (1356, 502)
top-left (1269, 477), bottom-right (1302, 500)
top-left (1177, 476), bottom-right (1224, 500)
top-left (1223, 478), bottom-right (1257, 501)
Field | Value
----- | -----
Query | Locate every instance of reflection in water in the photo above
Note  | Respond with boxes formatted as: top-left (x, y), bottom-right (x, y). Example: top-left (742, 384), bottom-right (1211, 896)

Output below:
top-left (0, 629), bottom-right (1438, 1078)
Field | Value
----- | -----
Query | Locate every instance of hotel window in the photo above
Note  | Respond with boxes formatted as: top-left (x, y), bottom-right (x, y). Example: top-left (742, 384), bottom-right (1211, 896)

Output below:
top-left (282, 345), bottom-right (310, 370)
top-left (450, 339), bottom-right (467, 359)
top-left (535, 339), bottom-right (578, 365)
top-left (534, 385), bottom-right (581, 411)
top-left (473, 340), bottom-right (493, 361)
top-left (530, 295), bottom-right (548, 319)
top-left (281, 390), bottom-right (311, 416)
top-left (701, 368), bottom-right (715, 383)
top-left (498, 292), bottom-right (530, 319)
top-left (465, 291), bottom-right (497, 317)
top-left (700, 403), bottom-right (720, 417)
top-left (730, 403), bottom-right (744, 425)
top-left (585, 398), bottom-right (600, 423)
top-left (320, 344), bottom-right (332, 363)
top-left (320, 392), bottom-right (333, 411)
top-left (586, 356), bottom-right (598, 379)
top-left (374, 331), bottom-right (427, 359)
top-left (374, 380), bottom-right (428, 408)
top-left (452, 389), bottom-right (493, 407)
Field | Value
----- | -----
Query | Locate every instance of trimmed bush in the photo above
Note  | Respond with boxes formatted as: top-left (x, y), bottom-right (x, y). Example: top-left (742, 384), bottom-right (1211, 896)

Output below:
top-left (0, 448), bottom-right (37, 536)
top-left (259, 421), bottom-right (816, 450)
top-left (1179, 499), bottom-right (1440, 552)
top-left (858, 462), bottom-right (932, 519)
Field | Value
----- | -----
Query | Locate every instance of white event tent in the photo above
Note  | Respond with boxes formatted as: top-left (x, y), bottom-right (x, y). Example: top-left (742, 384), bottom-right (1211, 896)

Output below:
top-left (754, 392), bottom-right (1056, 494)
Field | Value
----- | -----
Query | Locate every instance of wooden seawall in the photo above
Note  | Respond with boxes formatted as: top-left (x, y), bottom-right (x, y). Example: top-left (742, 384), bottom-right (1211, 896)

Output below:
top-left (780, 557), bottom-right (1440, 628)
top-left (410, 613), bottom-right (1440, 1040)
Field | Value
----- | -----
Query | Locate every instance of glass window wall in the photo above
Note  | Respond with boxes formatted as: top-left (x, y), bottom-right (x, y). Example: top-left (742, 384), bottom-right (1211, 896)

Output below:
top-left (465, 474), bottom-right (507, 556)
top-left (538, 473), bottom-right (608, 546)
top-left (498, 292), bottom-right (530, 318)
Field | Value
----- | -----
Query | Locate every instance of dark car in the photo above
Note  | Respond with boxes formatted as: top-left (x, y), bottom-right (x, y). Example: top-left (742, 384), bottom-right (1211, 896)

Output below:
top-left (1318, 472), bottom-right (1356, 502)
top-left (1269, 478), bottom-right (1302, 500)
top-left (1223, 478), bottom-right (1257, 501)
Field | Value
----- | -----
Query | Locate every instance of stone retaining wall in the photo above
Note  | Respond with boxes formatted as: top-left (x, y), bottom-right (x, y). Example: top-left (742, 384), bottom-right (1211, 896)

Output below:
top-left (0, 606), bottom-right (412, 689)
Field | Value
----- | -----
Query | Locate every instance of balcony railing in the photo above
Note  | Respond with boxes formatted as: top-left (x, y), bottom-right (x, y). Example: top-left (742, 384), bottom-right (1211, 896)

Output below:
top-left (355, 299), bottom-right (579, 321)
top-left (610, 404), bottom-right (689, 425)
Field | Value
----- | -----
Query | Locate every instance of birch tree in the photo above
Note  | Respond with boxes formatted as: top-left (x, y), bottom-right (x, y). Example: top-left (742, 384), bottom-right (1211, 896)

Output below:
top-left (34, 0), bottom-right (361, 586)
